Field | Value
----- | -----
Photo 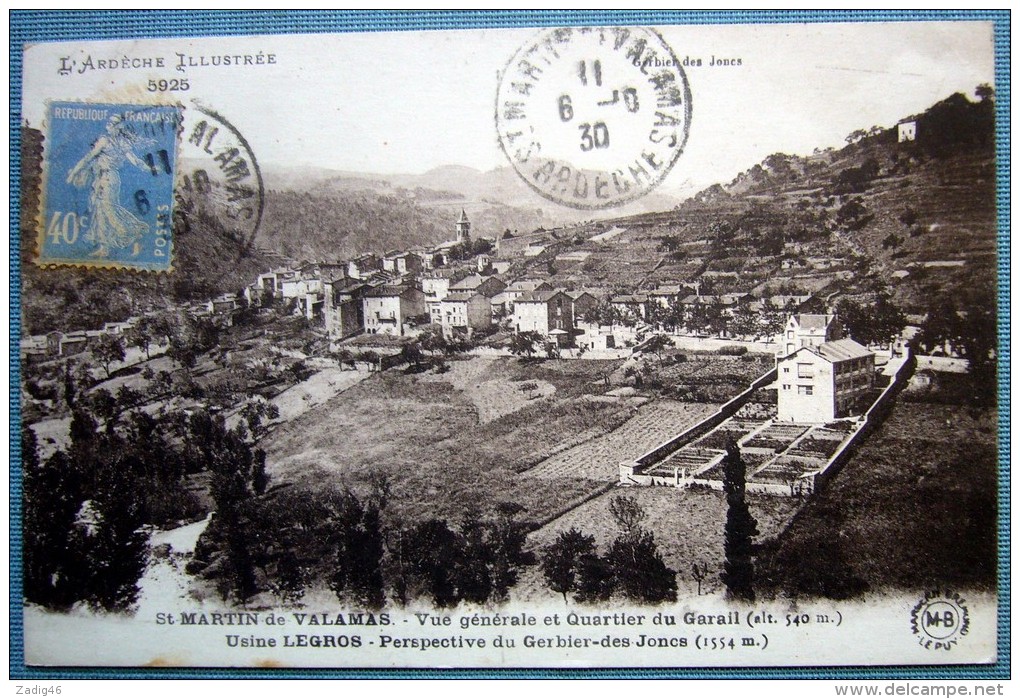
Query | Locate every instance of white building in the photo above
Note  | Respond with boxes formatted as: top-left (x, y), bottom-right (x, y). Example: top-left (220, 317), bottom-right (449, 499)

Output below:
top-left (898, 120), bottom-right (917, 142)
top-left (777, 338), bottom-right (875, 423)
top-left (780, 313), bottom-right (841, 358)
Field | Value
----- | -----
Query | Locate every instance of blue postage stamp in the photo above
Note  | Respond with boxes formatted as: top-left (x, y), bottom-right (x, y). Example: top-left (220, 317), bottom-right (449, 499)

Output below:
top-left (38, 101), bottom-right (180, 271)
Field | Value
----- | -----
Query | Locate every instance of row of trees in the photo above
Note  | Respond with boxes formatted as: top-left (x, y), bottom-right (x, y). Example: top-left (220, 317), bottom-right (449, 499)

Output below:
top-left (541, 496), bottom-right (677, 604)
top-left (192, 476), bottom-right (533, 609)
top-left (915, 286), bottom-right (997, 396)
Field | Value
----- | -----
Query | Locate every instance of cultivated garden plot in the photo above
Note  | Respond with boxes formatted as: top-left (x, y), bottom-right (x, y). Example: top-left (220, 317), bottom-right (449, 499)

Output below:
top-left (525, 401), bottom-right (716, 481)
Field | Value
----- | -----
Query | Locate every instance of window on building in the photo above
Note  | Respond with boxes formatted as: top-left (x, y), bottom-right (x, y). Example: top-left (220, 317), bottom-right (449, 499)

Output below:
top-left (797, 385), bottom-right (814, 395)
top-left (783, 367), bottom-right (790, 373)
top-left (797, 363), bottom-right (813, 378)
top-left (782, 384), bottom-right (791, 390)
top-left (787, 330), bottom-right (794, 339)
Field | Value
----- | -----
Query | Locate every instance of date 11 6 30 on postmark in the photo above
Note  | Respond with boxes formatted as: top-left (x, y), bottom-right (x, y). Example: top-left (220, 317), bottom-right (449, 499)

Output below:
top-left (37, 102), bottom-right (181, 271)
top-left (496, 27), bottom-right (692, 210)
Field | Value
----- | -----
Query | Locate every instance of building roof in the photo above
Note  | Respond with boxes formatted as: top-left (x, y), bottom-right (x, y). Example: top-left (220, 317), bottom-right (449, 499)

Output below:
top-left (442, 291), bottom-right (485, 303)
top-left (794, 313), bottom-right (833, 331)
top-left (329, 278), bottom-right (369, 294)
top-left (816, 338), bottom-right (873, 362)
top-left (565, 290), bottom-right (596, 300)
top-left (450, 274), bottom-right (504, 293)
top-left (611, 294), bottom-right (648, 304)
top-left (649, 285), bottom-right (686, 296)
top-left (457, 208), bottom-right (469, 224)
top-left (515, 290), bottom-right (563, 304)
top-left (451, 274), bottom-right (486, 290)
top-left (506, 279), bottom-right (549, 293)
top-left (363, 285), bottom-right (413, 298)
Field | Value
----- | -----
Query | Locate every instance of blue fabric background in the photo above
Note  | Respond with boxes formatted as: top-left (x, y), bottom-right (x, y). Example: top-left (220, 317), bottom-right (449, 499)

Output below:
top-left (9, 10), bottom-right (1010, 680)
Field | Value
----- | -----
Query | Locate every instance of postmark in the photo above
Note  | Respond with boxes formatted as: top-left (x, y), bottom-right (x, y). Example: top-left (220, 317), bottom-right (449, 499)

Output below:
top-left (496, 26), bottom-right (692, 210)
top-left (910, 589), bottom-right (971, 651)
top-left (177, 103), bottom-right (265, 251)
top-left (38, 102), bottom-right (181, 271)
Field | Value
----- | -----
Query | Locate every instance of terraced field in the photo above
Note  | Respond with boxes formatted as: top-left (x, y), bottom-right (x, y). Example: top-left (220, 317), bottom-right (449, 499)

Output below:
top-left (524, 400), bottom-right (715, 481)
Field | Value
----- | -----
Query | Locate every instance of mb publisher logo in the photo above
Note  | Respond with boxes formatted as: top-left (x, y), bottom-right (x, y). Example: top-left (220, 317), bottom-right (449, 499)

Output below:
top-left (910, 590), bottom-right (970, 650)
top-left (922, 604), bottom-right (958, 638)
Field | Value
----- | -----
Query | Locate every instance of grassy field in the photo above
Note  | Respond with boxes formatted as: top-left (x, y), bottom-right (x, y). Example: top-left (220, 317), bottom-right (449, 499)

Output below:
top-left (515, 487), bottom-right (799, 601)
top-left (260, 353), bottom-right (772, 530)
top-left (262, 356), bottom-right (636, 524)
top-left (756, 372), bottom-right (998, 599)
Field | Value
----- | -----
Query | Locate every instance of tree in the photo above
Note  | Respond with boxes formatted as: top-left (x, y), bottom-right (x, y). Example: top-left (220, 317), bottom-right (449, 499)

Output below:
top-left (91, 334), bottom-right (126, 377)
top-left (609, 495), bottom-right (646, 535)
top-left (975, 83), bottom-right (994, 102)
top-left (80, 463), bottom-right (150, 611)
top-left (836, 296), bottom-right (905, 348)
top-left (607, 529), bottom-right (677, 604)
top-left (454, 508), bottom-right (494, 604)
top-left (22, 432), bottom-right (87, 610)
top-left (542, 527), bottom-right (599, 603)
top-left (194, 411), bottom-right (270, 603)
top-left (642, 334), bottom-right (673, 364)
top-left (401, 340), bottom-right (425, 369)
top-left (239, 398), bottom-right (280, 442)
top-left (167, 335), bottom-right (199, 369)
top-left (127, 318), bottom-right (156, 360)
top-left (956, 286), bottom-right (997, 399)
top-left (149, 310), bottom-right (179, 347)
top-left (487, 501), bottom-right (530, 600)
top-left (509, 331), bottom-right (543, 359)
top-left (720, 442), bottom-right (758, 602)
top-left (845, 128), bottom-right (867, 145)
top-left (326, 488), bottom-right (386, 609)
top-left (400, 519), bottom-right (462, 607)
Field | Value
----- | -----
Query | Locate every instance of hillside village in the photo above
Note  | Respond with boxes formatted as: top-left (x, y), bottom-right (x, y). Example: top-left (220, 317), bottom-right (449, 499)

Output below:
top-left (18, 90), bottom-right (998, 610)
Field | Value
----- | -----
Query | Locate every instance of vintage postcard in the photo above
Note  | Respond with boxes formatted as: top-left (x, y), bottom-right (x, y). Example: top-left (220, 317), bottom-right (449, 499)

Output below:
top-left (13, 14), bottom-right (1005, 674)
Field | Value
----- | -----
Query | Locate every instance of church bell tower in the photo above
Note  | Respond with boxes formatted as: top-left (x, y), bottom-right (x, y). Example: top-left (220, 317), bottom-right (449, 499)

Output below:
top-left (456, 209), bottom-right (471, 245)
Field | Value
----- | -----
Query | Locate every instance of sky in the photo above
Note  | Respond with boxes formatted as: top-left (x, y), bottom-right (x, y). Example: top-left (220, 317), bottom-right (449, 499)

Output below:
top-left (22, 21), bottom-right (995, 196)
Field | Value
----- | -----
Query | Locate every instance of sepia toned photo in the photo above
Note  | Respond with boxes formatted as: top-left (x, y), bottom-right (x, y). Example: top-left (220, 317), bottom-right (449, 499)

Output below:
top-left (13, 14), bottom-right (1004, 672)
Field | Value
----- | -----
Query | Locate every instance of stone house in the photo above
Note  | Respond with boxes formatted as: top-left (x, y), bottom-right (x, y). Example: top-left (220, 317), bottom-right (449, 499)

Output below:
top-left (362, 285), bottom-right (426, 336)
top-left (323, 278), bottom-right (371, 339)
top-left (610, 294), bottom-right (651, 321)
top-left (437, 292), bottom-right (492, 337)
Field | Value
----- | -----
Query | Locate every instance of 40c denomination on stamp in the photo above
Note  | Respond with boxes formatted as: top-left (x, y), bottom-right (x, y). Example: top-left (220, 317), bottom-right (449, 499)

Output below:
top-left (496, 26), bottom-right (692, 210)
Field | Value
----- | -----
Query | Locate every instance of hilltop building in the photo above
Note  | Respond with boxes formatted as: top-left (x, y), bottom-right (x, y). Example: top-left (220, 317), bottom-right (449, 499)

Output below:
top-left (898, 120), bottom-right (917, 142)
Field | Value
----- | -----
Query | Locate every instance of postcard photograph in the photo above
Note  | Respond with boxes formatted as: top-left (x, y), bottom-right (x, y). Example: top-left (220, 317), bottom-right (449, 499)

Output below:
top-left (12, 14), bottom-right (1005, 672)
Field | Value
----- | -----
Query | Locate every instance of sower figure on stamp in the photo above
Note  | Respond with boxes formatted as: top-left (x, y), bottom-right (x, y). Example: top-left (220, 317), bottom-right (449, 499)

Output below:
top-left (66, 114), bottom-right (151, 258)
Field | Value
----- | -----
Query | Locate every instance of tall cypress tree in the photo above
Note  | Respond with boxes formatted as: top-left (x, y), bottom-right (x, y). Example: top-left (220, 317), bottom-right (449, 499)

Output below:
top-left (721, 441), bottom-right (759, 602)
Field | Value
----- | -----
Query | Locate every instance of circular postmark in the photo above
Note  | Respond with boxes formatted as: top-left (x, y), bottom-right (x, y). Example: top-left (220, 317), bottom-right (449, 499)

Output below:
top-left (177, 102), bottom-right (264, 250)
top-left (496, 26), bottom-right (692, 210)
top-left (910, 589), bottom-right (970, 651)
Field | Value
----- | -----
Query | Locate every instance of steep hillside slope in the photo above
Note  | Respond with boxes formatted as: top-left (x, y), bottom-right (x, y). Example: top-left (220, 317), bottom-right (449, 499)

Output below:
top-left (520, 91), bottom-right (997, 312)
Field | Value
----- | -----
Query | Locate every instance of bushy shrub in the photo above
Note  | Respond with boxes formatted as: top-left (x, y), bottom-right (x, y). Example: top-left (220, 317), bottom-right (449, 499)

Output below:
top-left (718, 345), bottom-right (748, 356)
